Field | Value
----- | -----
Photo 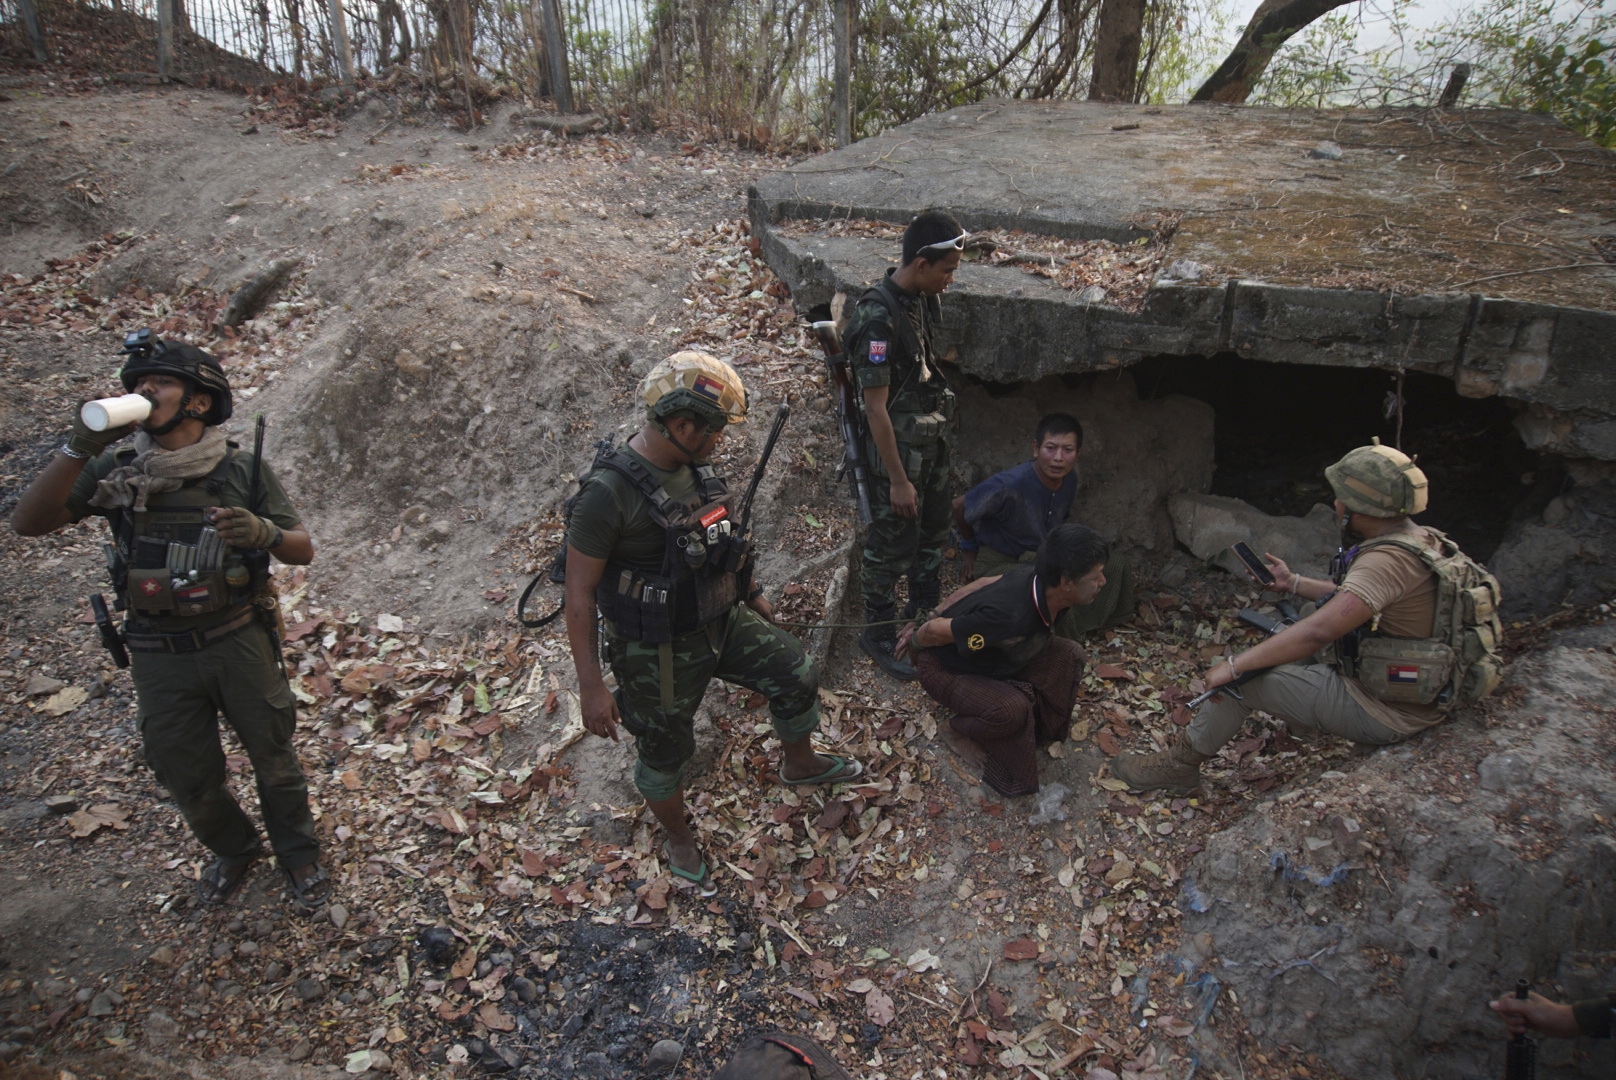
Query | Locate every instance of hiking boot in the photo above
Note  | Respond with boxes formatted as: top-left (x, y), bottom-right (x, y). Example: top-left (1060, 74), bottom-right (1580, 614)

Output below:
top-left (903, 579), bottom-right (942, 621)
top-left (860, 603), bottom-right (916, 681)
top-left (1111, 730), bottom-right (1211, 795)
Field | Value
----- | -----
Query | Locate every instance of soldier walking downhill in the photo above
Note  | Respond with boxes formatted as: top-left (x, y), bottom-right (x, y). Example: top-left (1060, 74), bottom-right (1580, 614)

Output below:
top-left (563, 351), bottom-right (865, 896)
top-left (841, 209), bottom-right (965, 680)
top-left (11, 332), bottom-right (330, 909)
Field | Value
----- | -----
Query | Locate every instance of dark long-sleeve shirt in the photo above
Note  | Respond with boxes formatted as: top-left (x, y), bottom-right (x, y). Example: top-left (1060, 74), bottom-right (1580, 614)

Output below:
top-left (1573, 991), bottom-right (1615, 1038)
top-left (962, 460), bottom-right (1076, 559)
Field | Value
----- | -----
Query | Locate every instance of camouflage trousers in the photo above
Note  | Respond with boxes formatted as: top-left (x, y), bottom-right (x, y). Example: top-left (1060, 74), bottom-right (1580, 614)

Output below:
top-left (607, 603), bottom-right (820, 800)
top-left (860, 433), bottom-right (952, 611)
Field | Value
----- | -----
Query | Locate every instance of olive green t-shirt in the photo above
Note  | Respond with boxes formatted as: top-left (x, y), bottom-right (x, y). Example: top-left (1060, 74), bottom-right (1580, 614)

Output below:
top-left (565, 446), bottom-right (697, 573)
top-left (67, 445), bottom-right (302, 631)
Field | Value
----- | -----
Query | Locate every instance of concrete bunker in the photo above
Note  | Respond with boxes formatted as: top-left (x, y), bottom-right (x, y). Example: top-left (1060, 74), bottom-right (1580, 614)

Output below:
top-left (757, 100), bottom-right (1616, 616)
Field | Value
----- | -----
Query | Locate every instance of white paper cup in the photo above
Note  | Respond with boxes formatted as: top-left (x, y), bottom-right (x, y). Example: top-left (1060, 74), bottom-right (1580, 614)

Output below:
top-left (81, 394), bottom-right (152, 431)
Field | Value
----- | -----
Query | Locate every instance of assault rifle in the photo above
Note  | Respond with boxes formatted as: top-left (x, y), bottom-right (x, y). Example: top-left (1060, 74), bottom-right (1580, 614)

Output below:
top-left (1185, 598), bottom-right (1299, 709)
top-left (811, 320), bottom-right (873, 525)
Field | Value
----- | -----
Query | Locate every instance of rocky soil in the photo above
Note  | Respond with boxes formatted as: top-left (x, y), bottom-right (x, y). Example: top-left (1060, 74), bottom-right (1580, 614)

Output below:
top-left (1, 62), bottom-right (1613, 1080)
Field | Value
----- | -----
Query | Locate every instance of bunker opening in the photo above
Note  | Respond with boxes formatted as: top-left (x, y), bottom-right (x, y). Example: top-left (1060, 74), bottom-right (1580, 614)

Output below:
top-left (1127, 354), bottom-right (1553, 564)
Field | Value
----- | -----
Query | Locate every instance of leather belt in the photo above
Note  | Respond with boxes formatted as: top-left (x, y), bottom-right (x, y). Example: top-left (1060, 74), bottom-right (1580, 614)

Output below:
top-left (124, 606), bottom-right (257, 654)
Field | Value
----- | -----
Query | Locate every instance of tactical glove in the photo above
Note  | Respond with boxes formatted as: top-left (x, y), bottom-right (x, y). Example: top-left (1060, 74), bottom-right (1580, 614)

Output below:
top-left (67, 402), bottom-right (137, 459)
top-left (212, 507), bottom-right (281, 550)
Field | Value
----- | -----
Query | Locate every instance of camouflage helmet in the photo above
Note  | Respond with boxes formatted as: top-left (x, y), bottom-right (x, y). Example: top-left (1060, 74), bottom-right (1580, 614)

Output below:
top-left (118, 330), bottom-right (233, 426)
top-left (641, 350), bottom-right (747, 428)
top-left (1325, 438), bottom-right (1429, 518)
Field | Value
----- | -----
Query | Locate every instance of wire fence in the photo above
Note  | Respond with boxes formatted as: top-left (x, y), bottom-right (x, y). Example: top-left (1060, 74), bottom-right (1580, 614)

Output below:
top-left (1, 0), bottom-right (1196, 143)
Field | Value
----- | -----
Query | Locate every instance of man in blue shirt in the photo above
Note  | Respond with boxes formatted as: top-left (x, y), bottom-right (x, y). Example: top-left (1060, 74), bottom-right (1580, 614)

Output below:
top-left (952, 413), bottom-right (1132, 637)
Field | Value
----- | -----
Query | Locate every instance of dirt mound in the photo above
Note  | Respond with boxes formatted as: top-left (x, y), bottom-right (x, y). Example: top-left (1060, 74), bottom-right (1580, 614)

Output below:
top-left (1182, 621), bottom-right (1616, 1079)
top-left (2, 0), bottom-right (277, 87)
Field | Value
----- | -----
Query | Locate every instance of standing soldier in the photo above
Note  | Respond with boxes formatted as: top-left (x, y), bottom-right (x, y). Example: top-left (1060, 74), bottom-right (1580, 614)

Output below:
top-left (842, 209), bottom-right (964, 680)
top-left (564, 352), bottom-right (865, 897)
top-left (10, 332), bottom-right (328, 910)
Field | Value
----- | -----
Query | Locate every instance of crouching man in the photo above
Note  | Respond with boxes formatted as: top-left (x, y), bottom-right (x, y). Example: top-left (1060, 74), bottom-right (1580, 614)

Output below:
top-left (1112, 440), bottom-right (1503, 795)
top-left (898, 524), bottom-right (1109, 797)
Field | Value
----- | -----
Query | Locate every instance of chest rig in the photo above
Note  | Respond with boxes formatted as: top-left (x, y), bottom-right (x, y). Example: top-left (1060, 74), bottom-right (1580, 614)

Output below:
top-left (104, 447), bottom-right (259, 621)
top-left (858, 277), bottom-right (955, 438)
top-left (1326, 529), bottom-right (1503, 709)
top-left (591, 448), bottom-right (752, 643)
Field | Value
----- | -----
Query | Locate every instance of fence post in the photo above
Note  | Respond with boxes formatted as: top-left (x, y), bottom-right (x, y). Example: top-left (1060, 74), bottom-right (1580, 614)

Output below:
top-left (16, 0), bottom-right (48, 62)
top-left (327, 0), bottom-right (356, 88)
top-left (539, 0), bottom-right (573, 112)
top-left (156, 0), bottom-right (174, 80)
top-left (832, 0), bottom-right (852, 146)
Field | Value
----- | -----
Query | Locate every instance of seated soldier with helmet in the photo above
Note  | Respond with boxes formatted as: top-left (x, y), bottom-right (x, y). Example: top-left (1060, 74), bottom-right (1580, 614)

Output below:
top-left (564, 351), bottom-right (865, 897)
top-left (11, 331), bottom-right (328, 910)
top-left (1113, 439), bottom-right (1503, 795)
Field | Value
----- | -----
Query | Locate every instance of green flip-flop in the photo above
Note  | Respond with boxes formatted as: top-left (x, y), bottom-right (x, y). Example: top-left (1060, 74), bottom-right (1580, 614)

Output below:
top-left (662, 841), bottom-right (718, 898)
top-left (779, 754), bottom-right (865, 787)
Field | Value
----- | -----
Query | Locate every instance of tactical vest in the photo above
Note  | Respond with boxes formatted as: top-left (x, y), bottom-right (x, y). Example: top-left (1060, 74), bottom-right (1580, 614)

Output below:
top-left (586, 447), bottom-right (750, 644)
top-left (105, 447), bottom-right (259, 622)
top-left (858, 276), bottom-right (955, 424)
top-left (1331, 528), bottom-right (1504, 710)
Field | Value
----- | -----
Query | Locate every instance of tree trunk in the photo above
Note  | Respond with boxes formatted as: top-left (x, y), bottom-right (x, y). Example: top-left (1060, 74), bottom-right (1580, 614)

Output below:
top-left (157, 0), bottom-right (175, 79)
top-left (15, 0), bottom-right (48, 62)
top-left (538, 0), bottom-right (573, 111)
top-left (832, 0), bottom-right (853, 145)
top-left (1191, 0), bottom-right (1359, 103)
top-left (326, 0), bottom-right (355, 86)
top-left (170, 0), bottom-right (191, 34)
top-left (1087, 0), bottom-right (1144, 101)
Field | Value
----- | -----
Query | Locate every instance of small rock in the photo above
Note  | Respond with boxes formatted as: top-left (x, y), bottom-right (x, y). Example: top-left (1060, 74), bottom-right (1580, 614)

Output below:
top-left (1161, 259), bottom-right (1206, 283)
top-left (148, 945), bottom-right (177, 966)
top-left (253, 919), bottom-right (275, 937)
top-left (647, 1039), bottom-right (684, 1073)
top-left (400, 505), bottom-right (430, 527)
top-left (295, 977), bottom-right (326, 1002)
top-left (329, 904), bottom-right (349, 930)
top-left (394, 348), bottom-right (429, 376)
top-left (354, 988), bottom-right (373, 1005)
top-left (0, 1041), bottom-right (23, 1063)
top-left (42, 794), bottom-right (79, 814)
top-left (226, 918), bottom-right (245, 933)
top-left (337, 991), bottom-right (355, 1005)
top-left (418, 926), bottom-right (457, 965)
top-left (1304, 836), bottom-right (1333, 852)
top-left (428, 520), bottom-right (454, 541)
top-left (143, 1010), bottom-right (179, 1044)
top-left (38, 978), bottom-right (70, 998)
top-left (87, 991), bottom-right (115, 1017)
top-left (215, 981), bottom-right (244, 999)
top-left (288, 1036), bottom-right (313, 1062)
top-left (1309, 140), bottom-right (1344, 160)
top-left (263, 961), bottom-right (286, 982)
top-left (237, 941), bottom-right (260, 957)
top-left (24, 674), bottom-right (65, 696)
top-left (512, 976), bottom-right (539, 1003)
top-left (1077, 285), bottom-right (1107, 303)
top-left (1479, 752), bottom-right (1533, 792)
top-left (1159, 564), bottom-right (1188, 589)
top-left (211, 942), bottom-right (233, 960)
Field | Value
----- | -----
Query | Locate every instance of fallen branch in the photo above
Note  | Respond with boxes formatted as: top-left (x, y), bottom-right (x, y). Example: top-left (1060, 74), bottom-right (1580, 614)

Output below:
top-left (555, 284), bottom-right (596, 303)
top-left (1454, 262), bottom-right (1612, 288)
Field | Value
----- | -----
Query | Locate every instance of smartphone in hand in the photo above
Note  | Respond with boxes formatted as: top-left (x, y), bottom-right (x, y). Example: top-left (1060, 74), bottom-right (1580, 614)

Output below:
top-left (1231, 541), bottom-right (1275, 586)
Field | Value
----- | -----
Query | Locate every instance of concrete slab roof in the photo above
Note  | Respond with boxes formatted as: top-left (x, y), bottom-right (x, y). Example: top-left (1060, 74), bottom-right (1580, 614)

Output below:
top-left (751, 101), bottom-right (1616, 460)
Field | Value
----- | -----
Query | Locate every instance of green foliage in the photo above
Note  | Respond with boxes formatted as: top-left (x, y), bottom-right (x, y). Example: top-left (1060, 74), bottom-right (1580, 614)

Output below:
top-left (1138, 0), bottom-right (1240, 102)
top-left (1251, 0), bottom-right (1616, 146)
top-left (852, 0), bottom-right (1003, 132)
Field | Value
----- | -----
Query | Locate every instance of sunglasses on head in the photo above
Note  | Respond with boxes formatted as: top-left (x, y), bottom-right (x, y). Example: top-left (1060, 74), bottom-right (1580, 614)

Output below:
top-left (916, 230), bottom-right (969, 256)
